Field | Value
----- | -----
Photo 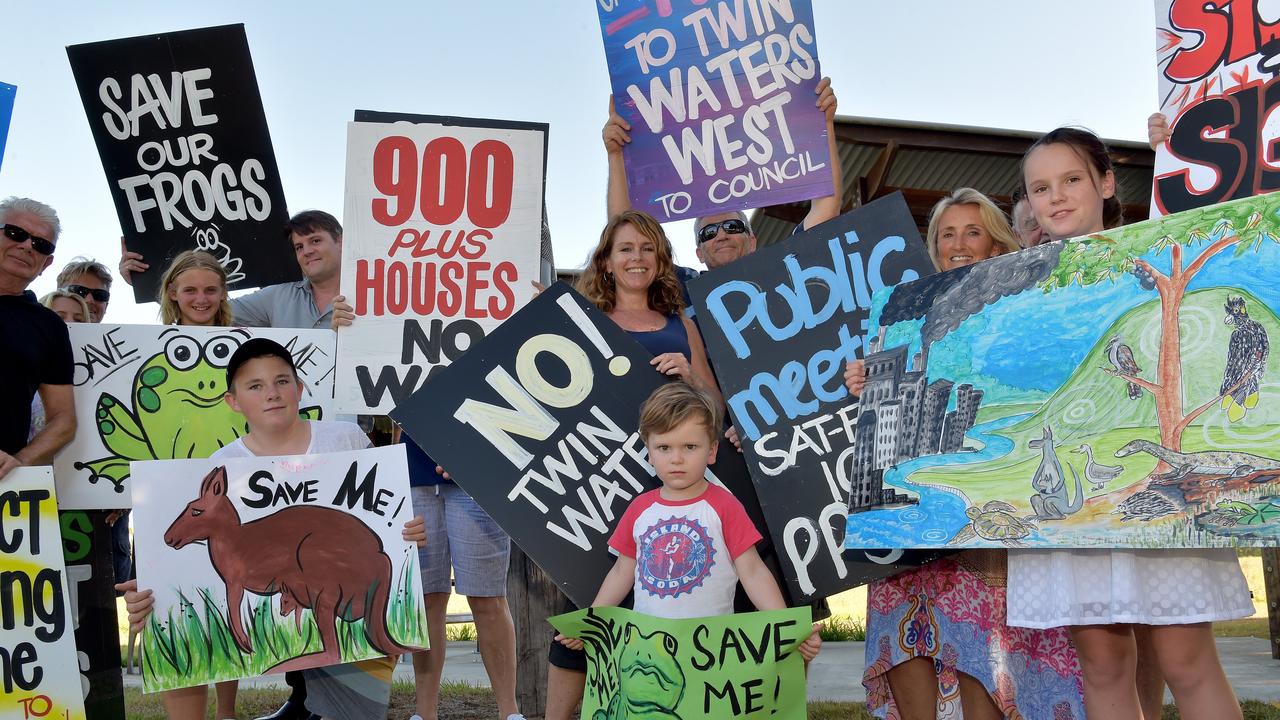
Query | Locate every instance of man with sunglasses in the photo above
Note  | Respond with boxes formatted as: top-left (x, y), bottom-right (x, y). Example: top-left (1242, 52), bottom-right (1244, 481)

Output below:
top-left (0, 196), bottom-right (76, 480)
top-left (57, 257), bottom-right (113, 323)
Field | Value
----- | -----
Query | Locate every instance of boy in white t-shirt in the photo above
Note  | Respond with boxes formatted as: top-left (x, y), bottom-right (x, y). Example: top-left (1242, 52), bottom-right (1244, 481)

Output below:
top-left (557, 383), bottom-right (821, 659)
top-left (118, 339), bottom-right (425, 720)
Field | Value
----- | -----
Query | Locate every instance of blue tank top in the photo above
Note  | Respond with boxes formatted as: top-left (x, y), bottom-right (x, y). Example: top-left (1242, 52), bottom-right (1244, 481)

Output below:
top-left (627, 313), bottom-right (691, 359)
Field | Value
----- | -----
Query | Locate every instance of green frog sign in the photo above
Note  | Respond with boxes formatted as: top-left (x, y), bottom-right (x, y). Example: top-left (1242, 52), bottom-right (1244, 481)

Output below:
top-left (54, 325), bottom-right (337, 509)
top-left (550, 606), bottom-right (811, 720)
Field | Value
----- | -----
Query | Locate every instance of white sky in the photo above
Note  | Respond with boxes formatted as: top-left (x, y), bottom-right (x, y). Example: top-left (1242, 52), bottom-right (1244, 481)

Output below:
top-left (1, 0), bottom-right (1156, 324)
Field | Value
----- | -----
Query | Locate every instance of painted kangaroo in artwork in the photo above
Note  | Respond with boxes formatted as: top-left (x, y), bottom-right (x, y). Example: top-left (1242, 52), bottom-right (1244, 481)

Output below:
top-left (164, 466), bottom-right (412, 671)
top-left (1028, 425), bottom-right (1083, 521)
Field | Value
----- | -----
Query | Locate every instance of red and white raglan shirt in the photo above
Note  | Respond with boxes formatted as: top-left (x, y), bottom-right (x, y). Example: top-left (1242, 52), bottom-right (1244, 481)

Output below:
top-left (609, 484), bottom-right (762, 618)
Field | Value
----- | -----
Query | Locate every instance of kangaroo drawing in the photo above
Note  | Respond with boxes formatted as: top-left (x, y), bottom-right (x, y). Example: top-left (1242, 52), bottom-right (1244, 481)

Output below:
top-left (164, 465), bottom-right (413, 672)
top-left (1028, 425), bottom-right (1083, 521)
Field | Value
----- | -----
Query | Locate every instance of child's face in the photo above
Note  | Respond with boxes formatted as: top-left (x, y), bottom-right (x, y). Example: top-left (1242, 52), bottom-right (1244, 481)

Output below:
top-left (224, 356), bottom-right (304, 432)
top-left (169, 267), bottom-right (226, 326)
top-left (50, 296), bottom-right (87, 323)
top-left (1023, 143), bottom-right (1114, 241)
top-left (645, 416), bottom-right (717, 500)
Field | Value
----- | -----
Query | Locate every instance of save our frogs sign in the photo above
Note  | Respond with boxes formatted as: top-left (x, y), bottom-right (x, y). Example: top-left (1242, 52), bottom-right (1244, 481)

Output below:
top-left (336, 113), bottom-right (545, 414)
top-left (596, 0), bottom-right (830, 221)
top-left (1, 467), bottom-right (88, 720)
top-left (53, 324), bottom-right (336, 510)
top-left (66, 24), bottom-right (295, 301)
top-left (131, 445), bottom-right (429, 692)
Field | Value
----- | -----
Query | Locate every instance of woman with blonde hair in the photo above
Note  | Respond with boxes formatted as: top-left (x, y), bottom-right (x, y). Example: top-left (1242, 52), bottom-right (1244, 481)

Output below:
top-left (157, 250), bottom-right (233, 326)
top-left (923, 187), bottom-right (1020, 270)
top-left (41, 289), bottom-right (91, 323)
top-left (849, 188), bottom-right (1085, 720)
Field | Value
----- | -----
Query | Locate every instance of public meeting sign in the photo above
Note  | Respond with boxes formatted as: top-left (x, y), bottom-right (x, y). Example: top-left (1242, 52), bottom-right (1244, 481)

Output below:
top-left (337, 112), bottom-right (545, 414)
top-left (687, 194), bottom-right (942, 603)
top-left (66, 24), bottom-right (295, 301)
top-left (1151, 0), bottom-right (1280, 216)
top-left (596, 0), bottom-right (831, 222)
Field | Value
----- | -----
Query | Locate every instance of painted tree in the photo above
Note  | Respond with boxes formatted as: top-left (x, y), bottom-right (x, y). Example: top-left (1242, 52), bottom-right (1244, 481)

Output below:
top-left (1038, 194), bottom-right (1280, 458)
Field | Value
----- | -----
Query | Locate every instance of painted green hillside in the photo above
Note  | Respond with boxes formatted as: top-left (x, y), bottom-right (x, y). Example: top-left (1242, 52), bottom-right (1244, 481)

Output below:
top-left (907, 286), bottom-right (1280, 508)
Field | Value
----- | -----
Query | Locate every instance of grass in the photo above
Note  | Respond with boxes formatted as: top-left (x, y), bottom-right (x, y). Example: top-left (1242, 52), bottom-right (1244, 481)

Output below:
top-left (817, 614), bottom-right (865, 641)
top-left (141, 554), bottom-right (428, 691)
top-left (119, 686), bottom-right (1280, 719)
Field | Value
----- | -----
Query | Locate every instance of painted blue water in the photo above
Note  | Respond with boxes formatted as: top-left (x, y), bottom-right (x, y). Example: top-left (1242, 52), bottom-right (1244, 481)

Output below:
top-left (844, 413), bottom-right (1033, 548)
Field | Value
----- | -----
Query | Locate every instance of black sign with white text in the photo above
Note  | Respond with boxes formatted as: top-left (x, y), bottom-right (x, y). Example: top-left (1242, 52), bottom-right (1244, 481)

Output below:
top-left (67, 24), bottom-right (295, 301)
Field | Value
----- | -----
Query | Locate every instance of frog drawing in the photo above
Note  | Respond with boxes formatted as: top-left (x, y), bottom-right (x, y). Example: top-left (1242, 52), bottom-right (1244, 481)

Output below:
top-left (74, 329), bottom-right (321, 492)
top-left (594, 623), bottom-right (685, 720)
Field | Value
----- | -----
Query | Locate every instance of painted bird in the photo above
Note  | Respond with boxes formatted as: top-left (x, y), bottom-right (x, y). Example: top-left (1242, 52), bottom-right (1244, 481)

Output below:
top-left (1107, 335), bottom-right (1143, 400)
top-left (1220, 296), bottom-right (1270, 423)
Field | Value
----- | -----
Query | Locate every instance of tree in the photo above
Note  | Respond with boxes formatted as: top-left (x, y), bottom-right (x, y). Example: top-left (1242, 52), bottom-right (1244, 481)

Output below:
top-left (1039, 195), bottom-right (1279, 463)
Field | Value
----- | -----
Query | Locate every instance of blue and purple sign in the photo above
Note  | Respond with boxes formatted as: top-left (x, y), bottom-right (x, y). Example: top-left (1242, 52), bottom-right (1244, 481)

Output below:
top-left (596, 0), bottom-right (831, 222)
top-left (0, 82), bottom-right (15, 172)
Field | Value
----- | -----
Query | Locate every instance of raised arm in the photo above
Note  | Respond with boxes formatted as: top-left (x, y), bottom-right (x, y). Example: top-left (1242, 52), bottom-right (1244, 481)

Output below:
top-left (801, 77), bottom-right (843, 230)
top-left (604, 96), bottom-right (633, 218)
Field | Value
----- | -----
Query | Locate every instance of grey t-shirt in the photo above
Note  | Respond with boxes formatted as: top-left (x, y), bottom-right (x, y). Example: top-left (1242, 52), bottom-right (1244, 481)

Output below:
top-left (211, 420), bottom-right (370, 459)
top-left (230, 279), bottom-right (333, 330)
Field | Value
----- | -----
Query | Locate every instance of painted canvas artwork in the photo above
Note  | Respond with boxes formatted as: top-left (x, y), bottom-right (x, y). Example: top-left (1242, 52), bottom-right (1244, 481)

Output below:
top-left (844, 192), bottom-right (1280, 549)
top-left (132, 445), bottom-right (428, 692)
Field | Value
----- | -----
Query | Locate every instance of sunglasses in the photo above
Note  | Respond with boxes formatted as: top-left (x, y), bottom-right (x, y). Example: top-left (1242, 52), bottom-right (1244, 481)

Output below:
top-left (697, 218), bottom-right (747, 245)
top-left (64, 284), bottom-right (111, 303)
top-left (2, 224), bottom-right (55, 255)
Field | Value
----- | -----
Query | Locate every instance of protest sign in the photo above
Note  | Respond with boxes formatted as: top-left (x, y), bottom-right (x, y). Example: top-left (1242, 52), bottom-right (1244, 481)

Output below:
top-left (0, 81), bottom-right (14, 172)
top-left (131, 444), bottom-right (429, 692)
top-left (1151, 0), bottom-right (1280, 215)
top-left (392, 283), bottom-right (768, 607)
top-left (1, 467), bottom-right (88, 720)
top-left (66, 24), bottom-right (294, 301)
top-left (53, 324), bottom-right (336, 509)
top-left (688, 193), bottom-right (943, 602)
top-left (549, 606), bottom-right (810, 720)
top-left (845, 192), bottom-right (1280, 549)
top-left (337, 112), bottom-right (545, 414)
top-left (59, 511), bottom-right (126, 719)
top-left (596, 0), bottom-right (831, 222)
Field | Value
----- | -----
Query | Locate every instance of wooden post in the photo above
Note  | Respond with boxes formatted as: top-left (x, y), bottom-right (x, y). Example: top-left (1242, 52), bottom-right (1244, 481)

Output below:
top-left (509, 545), bottom-right (563, 718)
top-left (1264, 548), bottom-right (1280, 659)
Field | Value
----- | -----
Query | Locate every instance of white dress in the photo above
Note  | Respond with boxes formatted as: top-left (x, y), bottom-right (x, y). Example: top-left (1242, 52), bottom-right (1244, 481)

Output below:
top-left (1006, 548), bottom-right (1253, 629)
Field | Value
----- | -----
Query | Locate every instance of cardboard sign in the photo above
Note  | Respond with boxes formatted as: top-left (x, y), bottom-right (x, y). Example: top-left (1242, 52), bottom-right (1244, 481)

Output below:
top-left (132, 444), bottom-right (429, 692)
top-left (845, 192), bottom-right (1280, 548)
top-left (66, 24), bottom-right (295, 301)
top-left (59, 511), bottom-right (127, 719)
top-left (549, 606), bottom-right (810, 720)
top-left (0, 81), bottom-right (14, 172)
top-left (392, 283), bottom-right (765, 607)
top-left (336, 112), bottom-right (545, 414)
top-left (0, 467), bottom-right (89, 720)
top-left (688, 194), bottom-right (943, 602)
top-left (53, 324), bottom-right (336, 510)
top-left (596, 0), bottom-right (831, 222)
top-left (1151, 0), bottom-right (1280, 215)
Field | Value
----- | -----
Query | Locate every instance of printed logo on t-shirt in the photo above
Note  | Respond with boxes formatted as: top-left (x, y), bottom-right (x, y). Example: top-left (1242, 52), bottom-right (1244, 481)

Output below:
top-left (637, 516), bottom-right (715, 598)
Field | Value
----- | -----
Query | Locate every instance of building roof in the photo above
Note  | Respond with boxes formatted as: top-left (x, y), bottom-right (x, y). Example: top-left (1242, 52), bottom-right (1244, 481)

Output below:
top-left (751, 115), bottom-right (1155, 248)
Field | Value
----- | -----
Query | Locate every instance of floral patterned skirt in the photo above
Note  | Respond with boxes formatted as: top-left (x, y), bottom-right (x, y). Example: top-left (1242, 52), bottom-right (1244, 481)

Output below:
top-left (863, 551), bottom-right (1084, 720)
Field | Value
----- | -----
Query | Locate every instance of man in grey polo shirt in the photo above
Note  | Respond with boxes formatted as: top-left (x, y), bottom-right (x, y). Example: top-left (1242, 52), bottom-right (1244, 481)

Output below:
top-left (119, 209), bottom-right (343, 329)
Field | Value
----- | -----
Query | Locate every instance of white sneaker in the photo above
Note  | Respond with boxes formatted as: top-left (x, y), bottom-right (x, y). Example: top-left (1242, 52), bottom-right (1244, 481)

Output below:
top-left (506, 715), bottom-right (527, 720)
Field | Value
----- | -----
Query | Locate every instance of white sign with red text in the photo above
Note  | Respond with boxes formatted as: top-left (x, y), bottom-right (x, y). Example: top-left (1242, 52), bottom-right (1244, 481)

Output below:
top-left (336, 115), bottom-right (545, 414)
